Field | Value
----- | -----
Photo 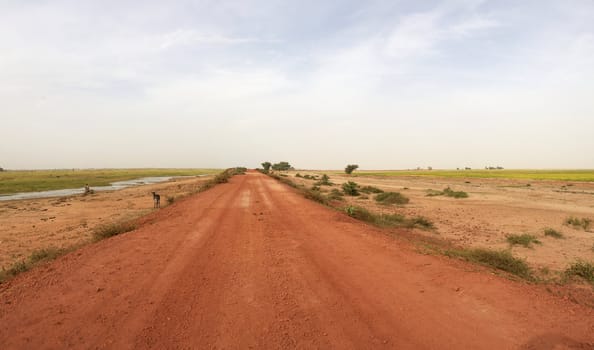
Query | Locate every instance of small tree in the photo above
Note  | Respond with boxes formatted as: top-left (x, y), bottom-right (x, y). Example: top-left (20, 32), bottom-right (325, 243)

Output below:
top-left (345, 164), bottom-right (359, 175)
top-left (261, 162), bottom-right (272, 173)
top-left (272, 161), bottom-right (291, 171)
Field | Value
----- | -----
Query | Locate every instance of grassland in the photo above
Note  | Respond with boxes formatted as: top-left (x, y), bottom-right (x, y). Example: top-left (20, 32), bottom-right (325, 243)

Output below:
top-left (0, 168), bottom-right (220, 195)
top-left (341, 169), bottom-right (594, 182)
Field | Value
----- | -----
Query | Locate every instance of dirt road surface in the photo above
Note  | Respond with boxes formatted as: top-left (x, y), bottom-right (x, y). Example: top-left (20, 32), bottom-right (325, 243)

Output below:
top-left (1, 171), bottom-right (593, 349)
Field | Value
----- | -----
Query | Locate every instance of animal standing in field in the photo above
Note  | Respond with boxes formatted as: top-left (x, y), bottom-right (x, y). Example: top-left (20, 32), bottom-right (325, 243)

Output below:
top-left (152, 192), bottom-right (161, 208)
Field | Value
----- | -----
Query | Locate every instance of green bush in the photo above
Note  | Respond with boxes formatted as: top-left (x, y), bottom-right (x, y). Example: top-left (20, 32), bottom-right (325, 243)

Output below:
top-left (426, 187), bottom-right (468, 198)
top-left (316, 174), bottom-right (333, 186)
top-left (93, 221), bottom-right (137, 241)
top-left (342, 181), bottom-right (360, 196)
top-left (375, 192), bottom-right (409, 205)
top-left (328, 189), bottom-right (345, 201)
top-left (564, 260), bottom-right (594, 284)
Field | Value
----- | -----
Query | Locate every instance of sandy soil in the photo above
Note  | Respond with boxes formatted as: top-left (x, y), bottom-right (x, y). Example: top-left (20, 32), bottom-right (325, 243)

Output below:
top-left (292, 172), bottom-right (594, 273)
top-left (0, 171), bottom-right (593, 349)
top-left (0, 176), bottom-right (210, 269)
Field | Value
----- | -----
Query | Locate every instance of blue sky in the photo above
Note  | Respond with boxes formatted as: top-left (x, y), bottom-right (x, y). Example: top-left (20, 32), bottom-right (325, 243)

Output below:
top-left (1, 0), bottom-right (593, 169)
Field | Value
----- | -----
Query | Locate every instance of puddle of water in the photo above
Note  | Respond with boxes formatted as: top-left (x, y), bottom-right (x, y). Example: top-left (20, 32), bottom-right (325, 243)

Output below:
top-left (0, 176), bottom-right (203, 201)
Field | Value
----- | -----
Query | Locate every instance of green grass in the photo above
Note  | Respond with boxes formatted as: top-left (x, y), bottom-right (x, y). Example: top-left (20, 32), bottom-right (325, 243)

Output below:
top-left (0, 168), bottom-right (220, 195)
top-left (506, 234), bottom-right (541, 247)
top-left (564, 260), bottom-right (594, 284)
top-left (0, 247), bottom-right (70, 283)
top-left (544, 228), bottom-right (564, 239)
top-left (375, 192), bottom-right (409, 205)
top-left (344, 169), bottom-right (594, 182)
top-left (445, 248), bottom-right (533, 280)
top-left (426, 187), bottom-right (468, 198)
top-left (564, 216), bottom-right (592, 230)
top-left (92, 221), bottom-right (138, 241)
top-left (345, 205), bottom-right (433, 230)
top-left (359, 186), bottom-right (384, 194)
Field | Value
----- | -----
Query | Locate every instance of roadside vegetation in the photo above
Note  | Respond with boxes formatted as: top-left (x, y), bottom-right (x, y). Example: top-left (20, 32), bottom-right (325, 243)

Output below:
top-left (564, 260), bottom-right (594, 284)
top-left (93, 220), bottom-right (138, 241)
top-left (0, 168), bottom-right (219, 195)
top-left (564, 216), bottom-right (592, 231)
top-left (506, 234), bottom-right (541, 248)
top-left (0, 246), bottom-right (71, 282)
top-left (544, 228), bottom-right (564, 239)
top-left (426, 187), bottom-right (468, 198)
top-left (360, 185), bottom-right (384, 194)
top-left (375, 192), bottom-right (409, 205)
top-left (445, 248), bottom-right (533, 280)
top-left (342, 181), bottom-right (360, 196)
top-left (345, 205), bottom-right (433, 230)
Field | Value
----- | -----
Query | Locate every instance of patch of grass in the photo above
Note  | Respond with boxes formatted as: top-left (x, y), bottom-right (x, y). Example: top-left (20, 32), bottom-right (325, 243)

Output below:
top-left (92, 221), bottom-right (137, 241)
top-left (445, 248), bottom-right (533, 280)
top-left (166, 196), bottom-right (175, 205)
top-left (1, 247), bottom-right (70, 283)
top-left (564, 216), bottom-right (592, 230)
top-left (506, 234), bottom-right (541, 248)
top-left (359, 186), bottom-right (384, 194)
top-left (543, 228), bottom-right (564, 239)
top-left (443, 187), bottom-right (469, 198)
top-left (328, 189), bottom-right (345, 201)
top-left (375, 191), bottom-right (409, 205)
top-left (342, 181), bottom-right (360, 196)
top-left (349, 169), bottom-right (594, 182)
top-left (344, 205), bottom-right (433, 230)
top-left (564, 260), bottom-right (594, 284)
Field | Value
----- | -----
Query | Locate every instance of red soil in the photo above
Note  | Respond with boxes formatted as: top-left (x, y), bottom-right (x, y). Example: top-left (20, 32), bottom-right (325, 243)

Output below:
top-left (1, 171), bottom-right (592, 349)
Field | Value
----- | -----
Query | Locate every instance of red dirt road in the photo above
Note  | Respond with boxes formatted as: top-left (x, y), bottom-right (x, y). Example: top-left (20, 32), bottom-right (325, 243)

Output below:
top-left (1, 172), bottom-right (593, 349)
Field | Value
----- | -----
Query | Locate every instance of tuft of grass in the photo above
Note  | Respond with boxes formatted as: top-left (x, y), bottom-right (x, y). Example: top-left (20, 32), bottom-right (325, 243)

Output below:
top-left (543, 228), bottom-right (564, 239)
top-left (506, 234), bottom-right (541, 248)
top-left (564, 216), bottom-right (592, 230)
top-left (426, 187), bottom-right (468, 198)
top-left (316, 174), bottom-right (333, 186)
top-left (166, 196), bottom-right (175, 205)
top-left (342, 181), bottom-right (360, 196)
top-left (328, 188), bottom-right (345, 201)
top-left (93, 221), bottom-right (137, 241)
top-left (1, 247), bottom-right (70, 283)
top-left (360, 186), bottom-right (384, 194)
top-left (375, 191), bottom-right (409, 205)
top-left (445, 248), bottom-right (533, 280)
top-left (564, 260), bottom-right (594, 284)
top-left (344, 205), bottom-right (433, 230)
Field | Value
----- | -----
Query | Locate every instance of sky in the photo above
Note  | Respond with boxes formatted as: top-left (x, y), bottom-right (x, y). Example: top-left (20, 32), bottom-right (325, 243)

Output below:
top-left (1, 0), bottom-right (593, 170)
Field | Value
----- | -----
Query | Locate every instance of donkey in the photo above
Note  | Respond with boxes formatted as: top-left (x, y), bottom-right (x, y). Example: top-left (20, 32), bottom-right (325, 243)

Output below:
top-left (151, 192), bottom-right (161, 208)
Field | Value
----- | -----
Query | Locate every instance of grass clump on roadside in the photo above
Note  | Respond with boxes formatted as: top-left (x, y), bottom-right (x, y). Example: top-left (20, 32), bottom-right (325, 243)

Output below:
top-left (345, 205), bottom-right (433, 230)
top-left (564, 260), bottom-right (594, 284)
top-left (564, 216), bottom-right (592, 231)
top-left (544, 228), bottom-right (564, 239)
top-left (375, 191), bottom-right (409, 205)
top-left (426, 187), bottom-right (468, 198)
top-left (315, 174), bottom-right (333, 186)
top-left (360, 186), bottom-right (384, 194)
top-left (0, 247), bottom-right (70, 283)
top-left (506, 234), bottom-right (541, 248)
top-left (445, 248), bottom-right (533, 280)
top-left (342, 181), bottom-right (360, 196)
top-left (328, 188), bottom-right (345, 201)
top-left (92, 221), bottom-right (137, 241)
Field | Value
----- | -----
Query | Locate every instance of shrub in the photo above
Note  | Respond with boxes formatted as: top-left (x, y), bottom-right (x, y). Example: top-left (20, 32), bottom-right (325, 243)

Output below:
top-left (506, 234), bottom-right (541, 248)
top-left (375, 192), bottom-right (409, 205)
top-left (564, 260), bottom-right (594, 284)
top-left (261, 162), bottom-right (272, 173)
top-left (544, 228), bottom-right (563, 239)
top-left (445, 248), bottom-right (532, 280)
top-left (295, 173), bottom-right (303, 178)
top-left (342, 181), bottom-right (360, 196)
top-left (29, 247), bottom-right (66, 264)
top-left (328, 189), bottom-right (345, 201)
top-left (93, 221), bottom-right (137, 241)
top-left (360, 186), bottom-right (384, 194)
top-left (345, 164), bottom-right (359, 174)
top-left (443, 187), bottom-right (468, 198)
top-left (311, 185), bottom-right (321, 191)
top-left (344, 205), bottom-right (433, 230)
top-left (316, 174), bottom-right (333, 186)
top-left (565, 216), bottom-right (592, 230)
top-left (166, 196), bottom-right (175, 205)
top-left (410, 216), bottom-right (434, 229)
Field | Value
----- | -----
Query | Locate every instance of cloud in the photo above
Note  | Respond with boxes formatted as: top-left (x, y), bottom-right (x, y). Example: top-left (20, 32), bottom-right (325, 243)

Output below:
top-left (155, 29), bottom-right (278, 50)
